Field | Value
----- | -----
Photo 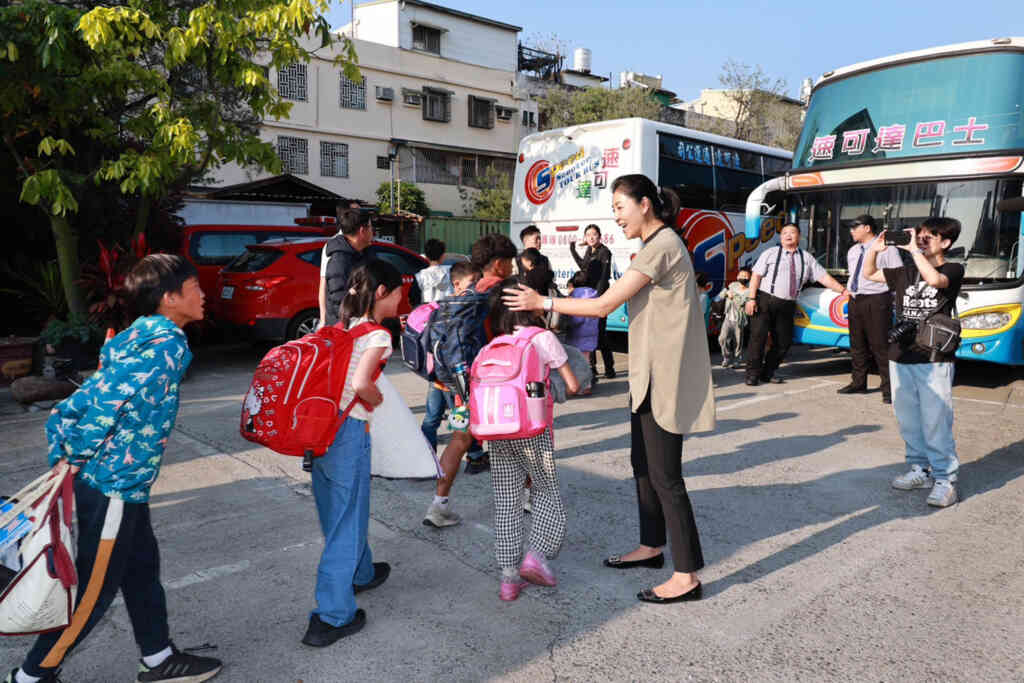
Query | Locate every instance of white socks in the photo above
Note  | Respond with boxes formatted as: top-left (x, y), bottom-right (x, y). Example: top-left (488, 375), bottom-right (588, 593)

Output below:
top-left (432, 495), bottom-right (449, 509)
top-left (142, 646), bottom-right (173, 668)
top-left (15, 669), bottom-right (41, 683)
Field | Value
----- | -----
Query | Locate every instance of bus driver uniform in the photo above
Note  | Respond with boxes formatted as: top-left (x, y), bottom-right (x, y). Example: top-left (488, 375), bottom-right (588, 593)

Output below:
top-left (745, 245), bottom-right (828, 383)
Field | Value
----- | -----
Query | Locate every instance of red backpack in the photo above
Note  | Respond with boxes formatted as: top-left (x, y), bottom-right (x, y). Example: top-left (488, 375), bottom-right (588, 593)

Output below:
top-left (240, 322), bottom-right (386, 459)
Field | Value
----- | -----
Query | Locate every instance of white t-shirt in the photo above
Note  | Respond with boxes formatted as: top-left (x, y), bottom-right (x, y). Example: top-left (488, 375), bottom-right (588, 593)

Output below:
top-left (340, 317), bottom-right (393, 421)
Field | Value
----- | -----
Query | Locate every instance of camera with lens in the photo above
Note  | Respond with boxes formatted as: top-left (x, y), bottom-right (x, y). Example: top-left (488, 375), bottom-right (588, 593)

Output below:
top-left (884, 229), bottom-right (913, 247)
top-left (888, 318), bottom-right (918, 346)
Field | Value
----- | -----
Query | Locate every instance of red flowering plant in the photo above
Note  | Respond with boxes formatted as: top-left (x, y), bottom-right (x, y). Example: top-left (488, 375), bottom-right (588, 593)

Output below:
top-left (79, 233), bottom-right (150, 332)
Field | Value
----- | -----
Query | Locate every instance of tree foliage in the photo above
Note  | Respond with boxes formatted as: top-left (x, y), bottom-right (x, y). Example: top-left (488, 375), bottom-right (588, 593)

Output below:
top-left (537, 86), bottom-right (661, 131)
top-left (376, 181), bottom-right (429, 217)
top-left (459, 165), bottom-right (512, 220)
top-left (692, 60), bottom-right (803, 150)
top-left (0, 0), bottom-right (358, 316)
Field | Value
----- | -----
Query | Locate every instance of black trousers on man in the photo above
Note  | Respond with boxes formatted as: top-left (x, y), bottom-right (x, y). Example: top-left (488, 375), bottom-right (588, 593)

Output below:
top-left (630, 394), bottom-right (704, 573)
top-left (745, 290), bottom-right (796, 382)
top-left (847, 291), bottom-right (893, 397)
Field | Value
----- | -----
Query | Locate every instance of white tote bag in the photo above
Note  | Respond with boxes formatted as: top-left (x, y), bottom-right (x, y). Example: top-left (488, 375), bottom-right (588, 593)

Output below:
top-left (370, 375), bottom-right (443, 479)
top-left (0, 463), bottom-right (78, 635)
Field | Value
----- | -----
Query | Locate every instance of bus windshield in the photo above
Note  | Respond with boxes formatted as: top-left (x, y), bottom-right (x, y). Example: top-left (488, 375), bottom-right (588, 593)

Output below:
top-left (795, 51), bottom-right (1024, 169)
top-left (796, 177), bottom-right (1023, 282)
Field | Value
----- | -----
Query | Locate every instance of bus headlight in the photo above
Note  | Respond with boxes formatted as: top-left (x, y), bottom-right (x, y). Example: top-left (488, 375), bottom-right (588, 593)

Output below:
top-left (958, 303), bottom-right (1021, 334)
top-left (960, 311), bottom-right (1012, 330)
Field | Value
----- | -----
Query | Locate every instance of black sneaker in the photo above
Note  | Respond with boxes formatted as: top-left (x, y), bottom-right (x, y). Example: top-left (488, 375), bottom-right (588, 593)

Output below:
top-left (137, 643), bottom-right (222, 683)
top-left (301, 610), bottom-right (366, 647)
top-left (464, 453), bottom-right (490, 474)
top-left (6, 670), bottom-right (63, 683)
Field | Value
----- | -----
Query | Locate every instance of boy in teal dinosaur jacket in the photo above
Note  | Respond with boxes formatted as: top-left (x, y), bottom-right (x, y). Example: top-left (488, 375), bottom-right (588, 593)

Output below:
top-left (7, 255), bottom-right (222, 683)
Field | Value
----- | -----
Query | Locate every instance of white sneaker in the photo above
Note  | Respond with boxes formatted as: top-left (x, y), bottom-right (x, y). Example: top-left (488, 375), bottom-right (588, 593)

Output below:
top-left (892, 465), bottom-right (933, 490)
top-left (927, 479), bottom-right (958, 507)
top-left (423, 503), bottom-right (461, 528)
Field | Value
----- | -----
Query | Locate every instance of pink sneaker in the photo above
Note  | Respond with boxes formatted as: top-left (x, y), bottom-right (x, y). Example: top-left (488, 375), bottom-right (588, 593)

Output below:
top-left (519, 551), bottom-right (556, 587)
top-left (499, 579), bottom-right (528, 602)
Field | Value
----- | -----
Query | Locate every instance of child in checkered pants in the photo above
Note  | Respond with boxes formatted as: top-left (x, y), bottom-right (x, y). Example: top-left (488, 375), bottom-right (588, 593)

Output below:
top-left (486, 279), bottom-right (579, 601)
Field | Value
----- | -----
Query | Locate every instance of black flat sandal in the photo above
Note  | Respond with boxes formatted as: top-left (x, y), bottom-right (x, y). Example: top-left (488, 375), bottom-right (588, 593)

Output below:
top-left (602, 553), bottom-right (664, 569)
top-left (636, 582), bottom-right (702, 604)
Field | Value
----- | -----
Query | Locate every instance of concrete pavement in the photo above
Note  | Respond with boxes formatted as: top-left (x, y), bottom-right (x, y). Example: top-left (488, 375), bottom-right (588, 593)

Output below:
top-left (2, 343), bottom-right (1023, 682)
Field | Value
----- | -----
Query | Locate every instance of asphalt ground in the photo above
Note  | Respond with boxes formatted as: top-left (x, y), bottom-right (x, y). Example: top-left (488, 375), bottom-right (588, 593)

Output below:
top-left (2, 340), bottom-right (1023, 682)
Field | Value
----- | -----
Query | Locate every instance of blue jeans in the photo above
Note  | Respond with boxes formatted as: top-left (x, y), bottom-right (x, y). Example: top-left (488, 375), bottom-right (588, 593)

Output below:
top-left (890, 362), bottom-right (959, 480)
top-left (311, 416), bottom-right (374, 627)
top-left (421, 384), bottom-right (485, 459)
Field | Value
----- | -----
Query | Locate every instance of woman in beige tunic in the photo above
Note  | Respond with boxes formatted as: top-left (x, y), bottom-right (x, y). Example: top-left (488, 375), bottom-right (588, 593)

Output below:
top-left (504, 174), bottom-right (715, 603)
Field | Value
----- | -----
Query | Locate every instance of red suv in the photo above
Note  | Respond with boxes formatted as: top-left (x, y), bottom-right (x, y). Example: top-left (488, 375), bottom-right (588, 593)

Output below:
top-left (213, 237), bottom-right (428, 340)
top-left (182, 220), bottom-right (335, 306)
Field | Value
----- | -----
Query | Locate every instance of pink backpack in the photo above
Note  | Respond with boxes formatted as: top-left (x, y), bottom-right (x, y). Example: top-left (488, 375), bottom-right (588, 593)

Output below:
top-left (469, 327), bottom-right (552, 440)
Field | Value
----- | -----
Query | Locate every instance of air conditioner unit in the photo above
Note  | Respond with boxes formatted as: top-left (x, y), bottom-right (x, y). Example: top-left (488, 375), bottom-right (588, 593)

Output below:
top-left (375, 86), bottom-right (394, 101)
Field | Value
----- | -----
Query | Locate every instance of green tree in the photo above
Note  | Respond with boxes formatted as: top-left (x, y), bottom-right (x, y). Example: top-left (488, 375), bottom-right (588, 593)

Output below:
top-left (376, 181), bottom-right (429, 216)
top-left (538, 86), bottom-right (661, 131)
top-left (459, 165), bottom-right (511, 220)
top-left (0, 0), bottom-right (357, 316)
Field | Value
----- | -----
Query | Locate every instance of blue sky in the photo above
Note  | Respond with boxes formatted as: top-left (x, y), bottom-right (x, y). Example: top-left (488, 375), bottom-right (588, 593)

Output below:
top-left (329, 1), bottom-right (1022, 101)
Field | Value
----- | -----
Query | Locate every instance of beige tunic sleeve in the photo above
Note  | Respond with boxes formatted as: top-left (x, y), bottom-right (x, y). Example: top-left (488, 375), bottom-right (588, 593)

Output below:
top-left (626, 229), bottom-right (716, 434)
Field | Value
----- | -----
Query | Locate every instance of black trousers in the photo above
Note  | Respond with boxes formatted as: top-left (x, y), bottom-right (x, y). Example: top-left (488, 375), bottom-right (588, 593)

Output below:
top-left (848, 292), bottom-right (892, 395)
top-left (745, 291), bottom-right (796, 382)
top-left (23, 480), bottom-right (170, 677)
top-left (630, 394), bottom-right (704, 573)
top-left (590, 317), bottom-right (614, 373)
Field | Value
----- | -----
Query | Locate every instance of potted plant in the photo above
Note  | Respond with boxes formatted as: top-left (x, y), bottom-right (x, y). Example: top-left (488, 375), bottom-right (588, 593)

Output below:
top-left (40, 313), bottom-right (102, 372)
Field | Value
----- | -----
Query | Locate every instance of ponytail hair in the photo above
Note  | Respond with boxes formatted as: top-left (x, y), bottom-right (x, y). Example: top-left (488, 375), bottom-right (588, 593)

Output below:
top-left (340, 259), bottom-right (402, 326)
top-left (611, 173), bottom-right (679, 225)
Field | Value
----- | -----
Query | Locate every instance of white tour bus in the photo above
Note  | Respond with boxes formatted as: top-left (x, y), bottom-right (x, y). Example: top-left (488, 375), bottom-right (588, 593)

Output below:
top-left (510, 117), bottom-right (792, 332)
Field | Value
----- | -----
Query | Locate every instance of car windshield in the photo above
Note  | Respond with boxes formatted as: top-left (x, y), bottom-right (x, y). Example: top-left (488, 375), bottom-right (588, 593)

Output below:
top-left (795, 177), bottom-right (1023, 283)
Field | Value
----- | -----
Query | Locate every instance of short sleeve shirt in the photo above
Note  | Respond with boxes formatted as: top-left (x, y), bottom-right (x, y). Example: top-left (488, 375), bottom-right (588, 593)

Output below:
top-left (753, 247), bottom-right (827, 300)
top-left (847, 237), bottom-right (901, 296)
top-left (626, 227), bottom-right (715, 434)
top-left (883, 262), bottom-right (964, 364)
top-left (513, 327), bottom-right (568, 370)
top-left (340, 317), bottom-right (393, 421)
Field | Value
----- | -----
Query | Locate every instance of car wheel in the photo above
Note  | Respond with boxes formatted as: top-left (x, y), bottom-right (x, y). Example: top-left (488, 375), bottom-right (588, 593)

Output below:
top-left (287, 309), bottom-right (320, 340)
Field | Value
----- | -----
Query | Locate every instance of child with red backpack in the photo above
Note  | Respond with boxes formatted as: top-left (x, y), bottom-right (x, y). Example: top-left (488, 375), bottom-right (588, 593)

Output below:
top-left (301, 260), bottom-right (402, 648)
top-left (471, 278), bottom-right (579, 602)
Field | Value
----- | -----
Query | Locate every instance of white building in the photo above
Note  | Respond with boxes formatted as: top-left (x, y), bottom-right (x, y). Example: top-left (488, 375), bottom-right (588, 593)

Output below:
top-left (212, 0), bottom-right (537, 215)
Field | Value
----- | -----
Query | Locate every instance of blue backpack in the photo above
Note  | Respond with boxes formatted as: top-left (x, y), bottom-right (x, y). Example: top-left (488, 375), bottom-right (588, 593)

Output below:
top-left (425, 290), bottom-right (490, 387)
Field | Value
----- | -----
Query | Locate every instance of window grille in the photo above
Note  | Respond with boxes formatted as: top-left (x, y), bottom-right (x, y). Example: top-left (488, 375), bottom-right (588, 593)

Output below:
top-left (278, 63), bottom-right (307, 101)
top-left (412, 25), bottom-right (441, 54)
top-left (468, 96), bottom-right (495, 129)
top-left (377, 155), bottom-right (391, 170)
top-left (320, 141), bottom-right (349, 178)
top-left (423, 88), bottom-right (451, 123)
top-left (277, 136), bottom-right (308, 175)
top-left (340, 75), bottom-right (366, 109)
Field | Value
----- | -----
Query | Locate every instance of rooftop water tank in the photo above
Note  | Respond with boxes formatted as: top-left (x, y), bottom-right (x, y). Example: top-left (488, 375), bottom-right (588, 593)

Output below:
top-left (573, 48), bottom-right (592, 74)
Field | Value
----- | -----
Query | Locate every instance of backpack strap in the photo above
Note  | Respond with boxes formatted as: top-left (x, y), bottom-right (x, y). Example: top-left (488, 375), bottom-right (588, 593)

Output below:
top-left (769, 245), bottom-right (783, 295)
